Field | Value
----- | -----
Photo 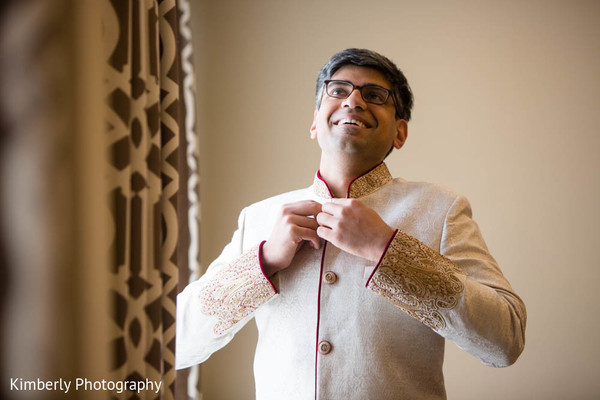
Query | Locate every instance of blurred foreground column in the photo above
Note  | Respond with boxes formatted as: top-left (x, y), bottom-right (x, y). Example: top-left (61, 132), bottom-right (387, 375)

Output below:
top-left (0, 0), bottom-right (109, 399)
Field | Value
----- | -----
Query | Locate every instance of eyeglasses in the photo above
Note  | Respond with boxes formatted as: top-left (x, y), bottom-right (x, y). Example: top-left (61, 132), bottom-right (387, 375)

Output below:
top-left (324, 80), bottom-right (392, 105)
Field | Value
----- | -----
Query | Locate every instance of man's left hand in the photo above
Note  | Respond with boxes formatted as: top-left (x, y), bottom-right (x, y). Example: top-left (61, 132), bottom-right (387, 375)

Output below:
top-left (316, 198), bottom-right (395, 262)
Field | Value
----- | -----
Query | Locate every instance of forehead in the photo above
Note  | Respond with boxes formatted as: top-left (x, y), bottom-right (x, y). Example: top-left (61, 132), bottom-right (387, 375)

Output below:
top-left (330, 65), bottom-right (390, 88)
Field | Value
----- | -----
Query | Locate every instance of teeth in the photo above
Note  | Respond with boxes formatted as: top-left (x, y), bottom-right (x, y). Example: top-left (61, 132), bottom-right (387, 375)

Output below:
top-left (339, 118), bottom-right (366, 128)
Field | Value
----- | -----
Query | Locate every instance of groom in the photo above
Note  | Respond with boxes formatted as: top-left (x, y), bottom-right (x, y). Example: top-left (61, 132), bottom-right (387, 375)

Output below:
top-left (176, 48), bottom-right (526, 400)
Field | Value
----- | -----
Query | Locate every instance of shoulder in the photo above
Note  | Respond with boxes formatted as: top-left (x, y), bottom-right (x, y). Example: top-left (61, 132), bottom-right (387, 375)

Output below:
top-left (381, 178), bottom-right (475, 221)
top-left (243, 186), bottom-right (313, 215)
top-left (386, 178), bottom-right (463, 203)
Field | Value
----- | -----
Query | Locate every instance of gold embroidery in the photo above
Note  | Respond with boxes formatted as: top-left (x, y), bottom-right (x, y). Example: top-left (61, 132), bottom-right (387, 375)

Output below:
top-left (312, 162), bottom-right (392, 199)
top-left (313, 175), bottom-right (333, 198)
top-left (367, 231), bottom-right (465, 330)
top-left (199, 244), bottom-right (276, 335)
top-left (348, 163), bottom-right (392, 198)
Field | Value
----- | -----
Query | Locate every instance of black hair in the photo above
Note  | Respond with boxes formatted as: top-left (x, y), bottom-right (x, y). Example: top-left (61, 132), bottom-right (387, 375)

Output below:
top-left (315, 48), bottom-right (414, 121)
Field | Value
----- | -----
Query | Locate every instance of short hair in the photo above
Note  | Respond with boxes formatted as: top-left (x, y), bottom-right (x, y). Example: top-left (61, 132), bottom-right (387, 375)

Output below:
top-left (315, 48), bottom-right (414, 121)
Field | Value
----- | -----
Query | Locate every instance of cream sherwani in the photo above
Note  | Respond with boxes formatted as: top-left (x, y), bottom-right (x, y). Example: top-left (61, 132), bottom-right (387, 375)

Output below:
top-left (176, 163), bottom-right (526, 400)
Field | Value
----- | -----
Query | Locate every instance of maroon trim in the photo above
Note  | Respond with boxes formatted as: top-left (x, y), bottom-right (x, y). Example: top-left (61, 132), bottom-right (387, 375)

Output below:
top-left (316, 170), bottom-right (335, 198)
top-left (314, 241), bottom-right (328, 400)
top-left (258, 241), bottom-right (278, 294)
top-left (345, 161), bottom-right (384, 198)
top-left (365, 229), bottom-right (398, 287)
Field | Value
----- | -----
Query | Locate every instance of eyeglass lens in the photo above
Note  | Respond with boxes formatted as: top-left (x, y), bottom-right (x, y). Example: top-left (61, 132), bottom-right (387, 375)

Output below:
top-left (326, 81), bottom-right (389, 105)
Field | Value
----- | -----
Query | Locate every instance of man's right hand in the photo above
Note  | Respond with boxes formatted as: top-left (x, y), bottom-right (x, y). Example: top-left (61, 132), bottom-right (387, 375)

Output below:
top-left (261, 200), bottom-right (322, 277)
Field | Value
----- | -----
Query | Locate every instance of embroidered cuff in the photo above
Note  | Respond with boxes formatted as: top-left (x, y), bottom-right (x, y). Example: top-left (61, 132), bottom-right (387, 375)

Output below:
top-left (199, 242), bottom-right (277, 335)
top-left (366, 230), bottom-right (465, 330)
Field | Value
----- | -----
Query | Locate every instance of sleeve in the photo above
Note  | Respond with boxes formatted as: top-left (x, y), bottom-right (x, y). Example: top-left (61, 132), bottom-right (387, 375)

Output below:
top-left (366, 195), bottom-right (526, 367)
top-left (175, 208), bottom-right (278, 369)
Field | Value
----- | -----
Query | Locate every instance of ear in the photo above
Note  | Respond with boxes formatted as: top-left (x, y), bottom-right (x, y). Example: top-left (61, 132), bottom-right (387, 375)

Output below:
top-left (310, 109), bottom-right (318, 139)
top-left (393, 119), bottom-right (408, 149)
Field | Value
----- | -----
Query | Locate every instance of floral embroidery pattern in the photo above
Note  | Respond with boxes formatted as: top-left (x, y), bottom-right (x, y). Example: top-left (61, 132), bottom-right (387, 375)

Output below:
top-left (348, 163), bottom-right (392, 198)
top-left (367, 231), bottom-right (465, 330)
top-left (313, 175), bottom-right (333, 199)
top-left (313, 162), bottom-right (392, 199)
top-left (199, 244), bottom-right (276, 335)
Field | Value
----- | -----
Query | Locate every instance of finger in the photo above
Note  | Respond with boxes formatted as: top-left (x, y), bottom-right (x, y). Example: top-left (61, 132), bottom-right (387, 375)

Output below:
top-left (292, 226), bottom-right (321, 249)
top-left (329, 198), bottom-right (352, 204)
top-left (315, 212), bottom-right (337, 229)
top-left (320, 200), bottom-right (346, 215)
top-left (328, 198), bottom-right (355, 206)
top-left (284, 214), bottom-right (320, 230)
top-left (281, 200), bottom-right (323, 217)
top-left (316, 225), bottom-right (336, 245)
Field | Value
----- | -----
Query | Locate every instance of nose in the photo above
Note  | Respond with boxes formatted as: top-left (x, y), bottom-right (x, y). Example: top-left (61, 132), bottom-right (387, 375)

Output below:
top-left (342, 87), bottom-right (367, 110)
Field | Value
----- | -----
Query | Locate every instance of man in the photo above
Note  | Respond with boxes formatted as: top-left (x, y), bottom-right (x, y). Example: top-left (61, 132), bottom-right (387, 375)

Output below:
top-left (176, 48), bottom-right (526, 399)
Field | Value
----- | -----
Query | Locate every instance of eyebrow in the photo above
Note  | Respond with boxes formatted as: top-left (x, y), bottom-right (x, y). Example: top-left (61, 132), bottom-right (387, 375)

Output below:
top-left (330, 79), bottom-right (391, 90)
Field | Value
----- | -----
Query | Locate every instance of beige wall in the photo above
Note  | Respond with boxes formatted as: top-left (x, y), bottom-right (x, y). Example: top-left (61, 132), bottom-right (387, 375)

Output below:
top-left (191, 1), bottom-right (600, 398)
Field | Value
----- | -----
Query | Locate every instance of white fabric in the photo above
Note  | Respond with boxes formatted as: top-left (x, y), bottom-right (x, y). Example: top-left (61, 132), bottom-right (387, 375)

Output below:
top-left (176, 170), bottom-right (526, 400)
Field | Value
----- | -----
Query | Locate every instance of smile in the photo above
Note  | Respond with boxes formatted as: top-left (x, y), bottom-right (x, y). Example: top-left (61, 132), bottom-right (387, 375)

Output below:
top-left (336, 118), bottom-right (368, 128)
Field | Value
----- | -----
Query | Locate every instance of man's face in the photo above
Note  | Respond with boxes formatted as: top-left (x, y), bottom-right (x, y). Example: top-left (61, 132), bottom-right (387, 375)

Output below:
top-left (310, 65), bottom-right (407, 165)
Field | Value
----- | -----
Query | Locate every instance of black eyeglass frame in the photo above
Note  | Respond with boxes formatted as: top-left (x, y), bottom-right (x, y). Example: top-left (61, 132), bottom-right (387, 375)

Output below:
top-left (323, 80), bottom-right (393, 106)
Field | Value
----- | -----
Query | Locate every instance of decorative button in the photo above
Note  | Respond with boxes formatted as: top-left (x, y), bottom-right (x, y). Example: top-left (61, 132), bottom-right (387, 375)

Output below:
top-left (323, 271), bottom-right (337, 284)
top-left (318, 341), bottom-right (332, 355)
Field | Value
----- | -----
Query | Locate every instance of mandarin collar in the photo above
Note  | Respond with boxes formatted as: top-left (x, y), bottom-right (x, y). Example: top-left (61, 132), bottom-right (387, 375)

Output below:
top-left (312, 162), bottom-right (393, 199)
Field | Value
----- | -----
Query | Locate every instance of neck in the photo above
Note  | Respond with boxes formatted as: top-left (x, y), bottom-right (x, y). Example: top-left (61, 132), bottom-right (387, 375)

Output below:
top-left (318, 154), bottom-right (383, 198)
